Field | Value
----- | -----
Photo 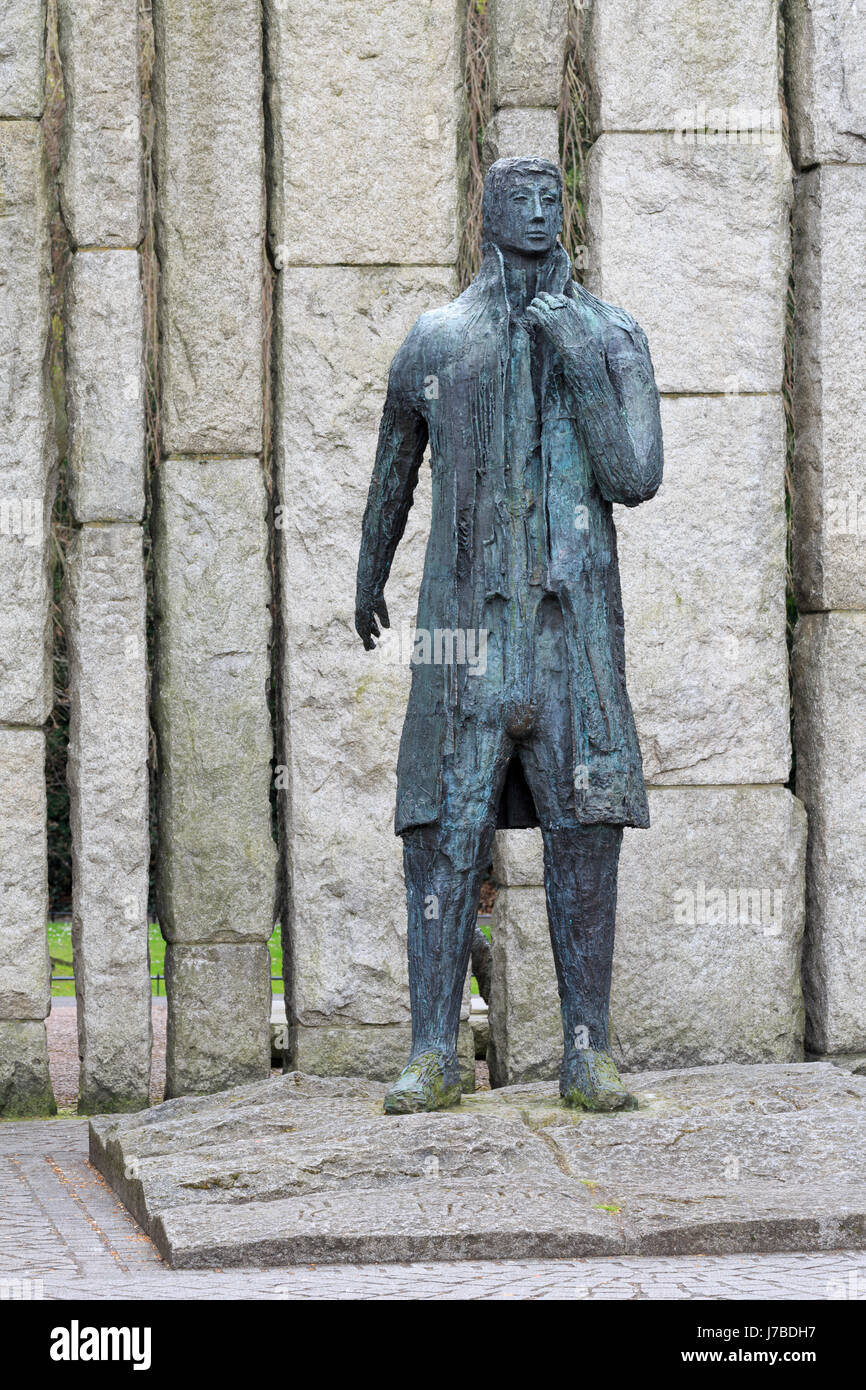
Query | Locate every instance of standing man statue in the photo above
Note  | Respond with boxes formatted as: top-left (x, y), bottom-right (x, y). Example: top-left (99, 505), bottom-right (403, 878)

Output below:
top-left (355, 158), bottom-right (663, 1115)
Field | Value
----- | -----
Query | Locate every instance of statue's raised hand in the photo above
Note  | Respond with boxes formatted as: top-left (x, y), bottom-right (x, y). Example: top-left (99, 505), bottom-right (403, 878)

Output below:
top-left (355, 585), bottom-right (390, 651)
top-left (526, 292), bottom-right (604, 368)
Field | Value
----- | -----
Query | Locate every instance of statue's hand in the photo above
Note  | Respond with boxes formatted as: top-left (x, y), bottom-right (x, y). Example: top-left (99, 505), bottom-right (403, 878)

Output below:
top-left (526, 292), bottom-right (604, 369)
top-left (355, 586), bottom-right (390, 651)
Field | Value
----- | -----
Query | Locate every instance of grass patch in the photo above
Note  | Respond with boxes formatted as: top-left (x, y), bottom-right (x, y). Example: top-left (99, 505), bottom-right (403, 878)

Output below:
top-left (48, 922), bottom-right (284, 997)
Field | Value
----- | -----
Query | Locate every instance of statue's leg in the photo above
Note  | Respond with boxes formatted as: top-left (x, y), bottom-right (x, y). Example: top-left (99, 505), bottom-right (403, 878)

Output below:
top-left (540, 824), bottom-right (636, 1111)
top-left (518, 597), bottom-right (636, 1110)
top-left (384, 713), bottom-right (508, 1116)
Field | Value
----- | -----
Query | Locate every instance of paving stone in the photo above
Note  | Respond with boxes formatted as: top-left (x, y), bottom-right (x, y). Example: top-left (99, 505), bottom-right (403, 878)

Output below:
top-left (88, 1063), bottom-right (866, 1267)
top-left (3, 1112), bottom-right (865, 1298)
top-left (265, 0), bottom-right (460, 265)
top-left (56, 0), bottom-right (142, 245)
top-left (64, 250), bottom-right (145, 522)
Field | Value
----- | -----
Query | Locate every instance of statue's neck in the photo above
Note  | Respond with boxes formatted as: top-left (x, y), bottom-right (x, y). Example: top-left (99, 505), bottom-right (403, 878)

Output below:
top-left (499, 252), bottom-right (540, 314)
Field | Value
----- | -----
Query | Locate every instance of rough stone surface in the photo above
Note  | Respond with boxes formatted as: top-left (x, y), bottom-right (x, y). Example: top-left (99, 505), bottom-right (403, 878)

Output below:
top-left (785, 0), bottom-right (866, 168)
top-left (0, 1021), bottom-right (55, 1117)
top-left (4, 1117), bottom-right (864, 1295)
top-left (274, 266), bottom-right (453, 1044)
top-left (488, 791), bottom-right (806, 1084)
top-left (794, 613), bottom-right (866, 1058)
top-left (66, 525), bottom-right (151, 1113)
top-left (152, 458), bottom-right (276, 948)
top-left (586, 134), bottom-right (791, 394)
top-left (289, 1019), bottom-right (475, 1093)
top-left (89, 1064), bottom-right (866, 1266)
top-left (588, 0), bottom-right (778, 135)
top-left (164, 944), bottom-right (271, 1099)
top-left (0, 0), bottom-right (45, 118)
top-left (489, 0), bottom-right (567, 109)
top-left (0, 121), bottom-right (54, 724)
top-left (0, 729), bottom-right (50, 1023)
top-left (265, 0), bottom-right (460, 265)
top-left (152, 0), bottom-right (264, 454)
top-left (482, 107), bottom-right (560, 166)
top-left (616, 395), bottom-right (790, 785)
top-left (64, 251), bottom-right (145, 522)
top-left (56, 0), bottom-right (142, 246)
top-left (792, 165), bottom-right (866, 612)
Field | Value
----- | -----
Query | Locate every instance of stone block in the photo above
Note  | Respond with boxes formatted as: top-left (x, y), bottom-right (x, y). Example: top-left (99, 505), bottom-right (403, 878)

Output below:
top-left (265, 0), bottom-right (460, 264)
top-left (152, 0), bottom-right (264, 453)
top-left (0, 121), bottom-right (54, 724)
top-left (792, 165), bottom-right (866, 611)
top-left (615, 395), bottom-right (790, 785)
top-left (487, 791), bottom-right (807, 1084)
top-left (66, 524), bottom-right (151, 1112)
top-left (794, 613), bottom-right (866, 1057)
top-left (289, 1019), bottom-right (475, 1092)
top-left (164, 943), bottom-right (271, 1097)
top-left (482, 107), bottom-right (560, 166)
top-left (57, 0), bottom-right (142, 245)
top-left (0, 1021), bottom-right (55, 1117)
top-left (587, 0), bottom-right (778, 136)
top-left (64, 250), bottom-right (145, 522)
top-left (586, 133), bottom-right (791, 393)
top-left (0, 729), bottom-right (50, 1022)
top-left (785, 0), bottom-right (866, 167)
top-left (489, 0), bottom-right (567, 109)
top-left (0, 0), bottom-right (45, 118)
top-left (152, 458), bottom-right (276, 946)
top-left (274, 265), bottom-right (453, 1037)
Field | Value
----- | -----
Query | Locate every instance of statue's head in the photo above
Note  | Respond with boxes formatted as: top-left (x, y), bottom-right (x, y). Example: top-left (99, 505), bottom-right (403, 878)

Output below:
top-left (482, 157), bottom-right (563, 258)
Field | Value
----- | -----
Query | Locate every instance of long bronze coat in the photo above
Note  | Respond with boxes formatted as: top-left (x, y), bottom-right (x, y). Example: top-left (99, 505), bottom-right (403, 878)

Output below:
top-left (357, 244), bottom-right (663, 836)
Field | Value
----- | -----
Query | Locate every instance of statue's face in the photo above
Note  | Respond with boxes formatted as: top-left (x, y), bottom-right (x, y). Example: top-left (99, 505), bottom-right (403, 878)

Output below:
top-left (490, 171), bottom-right (562, 257)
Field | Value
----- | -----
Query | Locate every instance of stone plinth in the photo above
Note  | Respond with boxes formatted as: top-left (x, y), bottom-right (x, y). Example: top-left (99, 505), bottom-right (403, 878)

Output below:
top-left (90, 1064), bottom-right (866, 1266)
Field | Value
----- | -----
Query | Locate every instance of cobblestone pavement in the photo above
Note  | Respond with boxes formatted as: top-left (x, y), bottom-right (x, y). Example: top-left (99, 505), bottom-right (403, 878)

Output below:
top-left (1, 1119), bottom-right (864, 1300)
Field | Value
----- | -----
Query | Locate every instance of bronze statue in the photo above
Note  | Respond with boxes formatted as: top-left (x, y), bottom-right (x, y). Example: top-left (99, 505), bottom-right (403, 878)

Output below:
top-left (356, 158), bottom-right (663, 1113)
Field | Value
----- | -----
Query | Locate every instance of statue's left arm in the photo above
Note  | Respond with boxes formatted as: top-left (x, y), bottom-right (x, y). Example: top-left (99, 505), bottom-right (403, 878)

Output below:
top-left (527, 290), bottom-right (663, 507)
top-left (355, 336), bottom-right (428, 650)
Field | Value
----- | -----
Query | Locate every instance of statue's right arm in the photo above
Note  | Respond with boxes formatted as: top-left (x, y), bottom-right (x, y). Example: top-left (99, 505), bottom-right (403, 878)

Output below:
top-left (355, 351), bottom-right (428, 651)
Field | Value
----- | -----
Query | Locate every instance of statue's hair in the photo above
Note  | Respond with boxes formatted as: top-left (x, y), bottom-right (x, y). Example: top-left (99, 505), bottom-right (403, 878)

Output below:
top-left (481, 157), bottom-right (563, 240)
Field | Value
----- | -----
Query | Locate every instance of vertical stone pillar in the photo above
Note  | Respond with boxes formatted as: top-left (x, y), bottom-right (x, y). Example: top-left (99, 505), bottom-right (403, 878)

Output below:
top-left (786, 1), bottom-right (866, 1067)
top-left (489, 1), bottom-right (806, 1078)
top-left (0, 10), bottom-right (56, 1113)
top-left (485, 0), bottom-right (566, 164)
top-left (151, 0), bottom-right (275, 1095)
top-left (57, 0), bottom-right (151, 1111)
top-left (266, 0), bottom-right (472, 1083)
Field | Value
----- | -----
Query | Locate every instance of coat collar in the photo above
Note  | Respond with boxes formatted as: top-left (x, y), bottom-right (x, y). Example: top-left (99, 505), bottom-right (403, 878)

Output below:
top-left (474, 240), bottom-right (575, 314)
